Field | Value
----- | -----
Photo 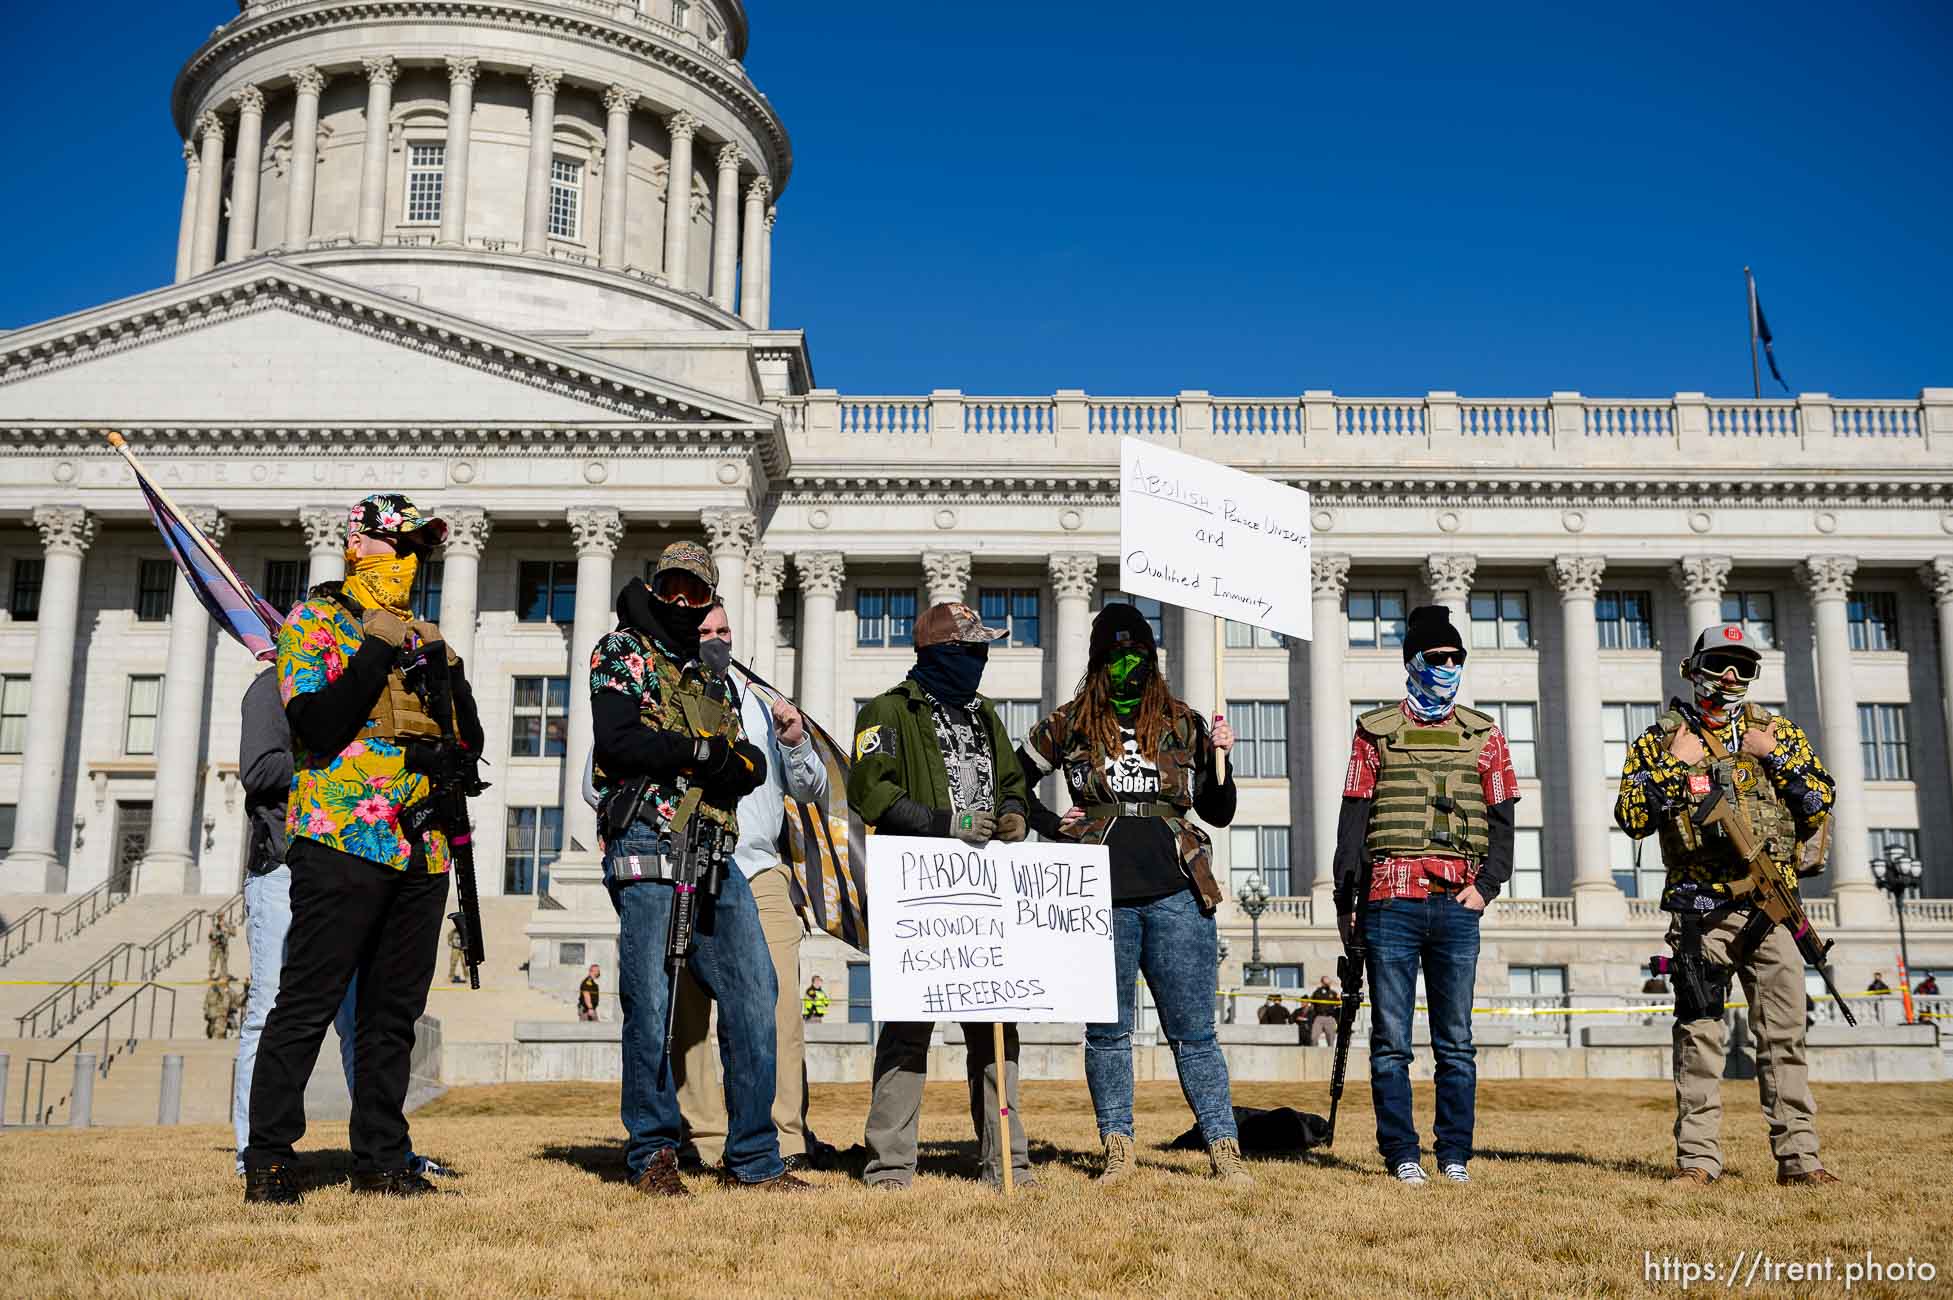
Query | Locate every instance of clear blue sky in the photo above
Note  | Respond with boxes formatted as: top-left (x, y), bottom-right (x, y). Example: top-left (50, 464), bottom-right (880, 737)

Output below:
top-left (4, 1), bottom-right (1948, 397)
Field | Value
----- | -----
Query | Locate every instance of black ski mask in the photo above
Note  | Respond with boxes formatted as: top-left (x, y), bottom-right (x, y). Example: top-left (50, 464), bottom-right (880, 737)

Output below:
top-left (909, 643), bottom-right (989, 708)
top-left (615, 577), bottom-right (709, 662)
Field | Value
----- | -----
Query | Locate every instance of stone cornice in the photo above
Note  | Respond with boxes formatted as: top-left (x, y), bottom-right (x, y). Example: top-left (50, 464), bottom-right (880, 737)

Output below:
top-left (172, 0), bottom-right (792, 193)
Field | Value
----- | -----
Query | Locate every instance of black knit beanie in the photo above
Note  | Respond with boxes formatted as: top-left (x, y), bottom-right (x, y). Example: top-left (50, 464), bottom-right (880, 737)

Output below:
top-left (1088, 602), bottom-right (1156, 669)
top-left (1402, 604), bottom-right (1465, 664)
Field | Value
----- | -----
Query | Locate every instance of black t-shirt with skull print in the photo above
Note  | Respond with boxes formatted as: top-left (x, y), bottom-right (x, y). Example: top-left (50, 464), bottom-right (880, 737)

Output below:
top-left (1099, 723), bottom-right (1190, 904)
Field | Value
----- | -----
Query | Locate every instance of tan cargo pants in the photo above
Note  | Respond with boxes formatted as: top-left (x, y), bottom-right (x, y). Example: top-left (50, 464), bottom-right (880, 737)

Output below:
top-left (672, 865), bottom-right (810, 1162)
top-left (1666, 908), bottom-right (1821, 1177)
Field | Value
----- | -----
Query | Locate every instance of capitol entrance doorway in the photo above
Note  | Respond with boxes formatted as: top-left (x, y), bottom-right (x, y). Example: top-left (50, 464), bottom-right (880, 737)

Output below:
top-left (111, 802), bottom-right (152, 896)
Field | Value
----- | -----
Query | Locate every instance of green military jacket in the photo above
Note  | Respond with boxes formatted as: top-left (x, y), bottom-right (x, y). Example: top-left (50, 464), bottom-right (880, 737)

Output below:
top-left (847, 679), bottom-right (1028, 828)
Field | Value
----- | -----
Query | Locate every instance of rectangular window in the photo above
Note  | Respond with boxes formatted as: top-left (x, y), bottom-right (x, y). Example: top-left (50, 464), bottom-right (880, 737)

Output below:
top-left (1507, 964), bottom-right (1567, 997)
top-left (410, 559), bottom-right (444, 622)
top-left (1601, 702), bottom-right (1662, 774)
top-left (1719, 591), bottom-right (1776, 649)
top-left (1609, 826), bottom-right (1663, 899)
top-left (1255, 964), bottom-right (1306, 990)
top-left (856, 588), bottom-right (917, 648)
top-left (776, 590), bottom-right (798, 648)
top-left (1346, 589), bottom-right (1407, 650)
top-left (978, 588), bottom-right (1041, 648)
top-left (406, 143), bottom-right (445, 223)
top-left (8, 558), bottom-right (42, 621)
top-left (135, 558), bottom-right (175, 621)
top-left (1224, 619), bottom-right (1286, 650)
top-left (518, 560), bottom-right (577, 624)
top-left (997, 700), bottom-right (1042, 749)
top-left (846, 961), bottom-right (872, 1023)
top-left (1350, 700), bottom-right (1390, 731)
top-left (512, 676), bottom-right (570, 758)
top-left (262, 559), bottom-right (306, 615)
top-left (671, 0), bottom-right (691, 28)
top-left (1847, 592), bottom-right (1900, 652)
top-left (504, 806), bottom-right (563, 895)
top-left (1480, 701), bottom-right (1537, 779)
top-left (125, 676), bottom-right (162, 756)
top-left (1469, 590), bottom-right (1532, 649)
top-left (1509, 828), bottom-right (1543, 899)
top-left (0, 803), bottom-right (13, 853)
top-left (1595, 589), bottom-right (1655, 650)
top-left (548, 158), bottom-right (582, 240)
top-left (1225, 701), bottom-right (1288, 779)
top-left (0, 676), bottom-right (29, 754)
top-left (1228, 825), bottom-right (1292, 897)
top-left (1858, 704), bottom-right (1910, 781)
top-left (1101, 591), bottom-right (1164, 642)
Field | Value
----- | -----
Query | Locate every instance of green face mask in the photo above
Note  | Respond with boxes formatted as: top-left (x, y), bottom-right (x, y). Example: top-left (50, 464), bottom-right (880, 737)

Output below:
top-left (1106, 651), bottom-right (1151, 717)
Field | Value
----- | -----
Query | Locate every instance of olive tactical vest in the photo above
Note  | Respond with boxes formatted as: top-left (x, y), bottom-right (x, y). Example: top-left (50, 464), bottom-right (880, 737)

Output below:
top-left (1654, 702), bottom-right (1797, 886)
top-left (598, 630), bottom-right (743, 833)
top-left (1361, 703), bottom-right (1495, 863)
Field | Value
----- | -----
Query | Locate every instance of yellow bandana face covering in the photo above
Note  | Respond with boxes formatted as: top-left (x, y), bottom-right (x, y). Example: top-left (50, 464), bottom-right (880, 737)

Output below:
top-left (343, 552), bottom-right (418, 614)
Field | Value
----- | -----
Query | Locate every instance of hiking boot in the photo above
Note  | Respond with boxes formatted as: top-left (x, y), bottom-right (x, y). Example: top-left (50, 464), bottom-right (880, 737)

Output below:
top-left (980, 1167), bottom-right (1040, 1191)
top-left (715, 1168), bottom-right (815, 1193)
top-left (1207, 1137), bottom-right (1254, 1189)
top-left (349, 1169), bottom-right (439, 1198)
top-left (1098, 1132), bottom-right (1137, 1185)
top-left (1668, 1167), bottom-right (1715, 1186)
top-left (631, 1149), bottom-right (692, 1198)
top-left (1778, 1166), bottom-right (1840, 1186)
top-left (244, 1164), bottom-right (302, 1205)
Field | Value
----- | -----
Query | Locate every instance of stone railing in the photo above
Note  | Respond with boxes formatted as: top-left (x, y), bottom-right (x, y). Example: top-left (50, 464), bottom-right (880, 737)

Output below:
top-left (1484, 898), bottom-right (1576, 926)
top-left (777, 389), bottom-right (1949, 470)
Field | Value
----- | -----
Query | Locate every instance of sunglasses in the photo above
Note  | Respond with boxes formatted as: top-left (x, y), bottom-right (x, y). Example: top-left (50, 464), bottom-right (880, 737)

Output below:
top-left (1697, 652), bottom-right (1760, 682)
top-left (1422, 650), bottom-right (1467, 668)
top-left (651, 570), bottom-right (715, 607)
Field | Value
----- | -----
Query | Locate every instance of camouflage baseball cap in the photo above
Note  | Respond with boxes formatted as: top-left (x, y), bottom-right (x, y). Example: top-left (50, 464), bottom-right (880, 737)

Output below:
top-left (914, 601), bottom-right (1008, 649)
top-left (347, 493), bottom-right (447, 546)
top-left (652, 540), bottom-right (719, 589)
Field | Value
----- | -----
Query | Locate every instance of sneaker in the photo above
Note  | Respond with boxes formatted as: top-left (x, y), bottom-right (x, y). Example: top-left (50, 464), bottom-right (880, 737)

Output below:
top-left (782, 1153), bottom-right (811, 1173)
top-left (1098, 1132), bottom-right (1137, 1185)
top-left (244, 1164), bottom-right (302, 1205)
top-left (1207, 1138), bottom-right (1254, 1189)
top-left (1440, 1163), bottom-right (1470, 1184)
top-left (1393, 1161), bottom-right (1430, 1186)
top-left (1777, 1166), bottom-right (1840, 1186)
top-left (410, 1154), bottom-right (459, 1178)
top-left (349, 1168), bottom-right (439, 1198)
top-left (630, 1149), bottom-right (692, 1198)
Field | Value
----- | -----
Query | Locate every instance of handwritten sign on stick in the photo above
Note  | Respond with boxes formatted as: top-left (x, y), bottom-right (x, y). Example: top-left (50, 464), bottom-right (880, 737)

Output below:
top-left (866, 836), bottom-right (1115, 1023)
top-left (1118, 436), bottom-right (1313, 640)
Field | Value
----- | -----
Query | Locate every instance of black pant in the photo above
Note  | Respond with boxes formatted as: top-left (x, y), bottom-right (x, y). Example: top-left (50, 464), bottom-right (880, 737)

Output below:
top-left (243, 837), bottom-right (449, 1174)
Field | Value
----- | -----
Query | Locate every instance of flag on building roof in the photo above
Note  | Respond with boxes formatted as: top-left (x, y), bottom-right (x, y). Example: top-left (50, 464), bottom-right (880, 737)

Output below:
top-left (107, 431), bottom-right (286, 662)
top-left (1746, 268), bottom-right (1789, 393)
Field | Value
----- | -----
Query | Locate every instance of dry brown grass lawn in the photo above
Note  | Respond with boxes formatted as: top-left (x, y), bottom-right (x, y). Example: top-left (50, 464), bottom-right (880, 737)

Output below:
top-left (0, 1078), bottom-right (1947, 1298)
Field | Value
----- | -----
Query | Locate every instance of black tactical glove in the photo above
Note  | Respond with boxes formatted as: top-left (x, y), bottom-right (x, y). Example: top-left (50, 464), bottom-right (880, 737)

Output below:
top-left (692, 735), bottom-right (733, 776)
top-left (707, 740), bottom-right (768, 803)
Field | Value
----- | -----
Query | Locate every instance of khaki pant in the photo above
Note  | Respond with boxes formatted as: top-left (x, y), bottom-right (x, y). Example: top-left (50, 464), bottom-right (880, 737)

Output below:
top-left (1666, 909), bottom-right (1821, 1177)
top-left (673, 865), bottom-right (809, 1162)
top-left (209, 943), bottom-right (229, 982)
top-left (863, 1020), bottom-right (1026, 1186)
top-left (449, 944), bottom-right (465, 982)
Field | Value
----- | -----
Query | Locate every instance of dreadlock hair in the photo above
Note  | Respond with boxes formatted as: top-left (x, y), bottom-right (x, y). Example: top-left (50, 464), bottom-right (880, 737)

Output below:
top-left (1069, 652), bottom-right (1198, 769)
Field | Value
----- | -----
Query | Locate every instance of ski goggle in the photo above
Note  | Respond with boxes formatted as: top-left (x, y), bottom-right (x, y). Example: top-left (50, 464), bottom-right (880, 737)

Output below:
top-left (1694, 651), bottom-right (1760, 682)
top-left (650, 569), bottom-right (715, 607)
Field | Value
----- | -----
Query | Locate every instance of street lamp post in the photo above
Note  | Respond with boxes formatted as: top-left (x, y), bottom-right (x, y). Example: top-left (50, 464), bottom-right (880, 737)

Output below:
top-left (1871, 843), bottom-right (1924, 1023)
top-left (1236, 873), bottom-right (1271, 987)
top-left (1215, 935), bottom-right (1232, 1023)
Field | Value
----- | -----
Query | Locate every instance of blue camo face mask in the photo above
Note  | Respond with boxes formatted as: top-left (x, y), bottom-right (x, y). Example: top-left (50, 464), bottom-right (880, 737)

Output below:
top-left (1405, 652), bottom-right (1463, 721)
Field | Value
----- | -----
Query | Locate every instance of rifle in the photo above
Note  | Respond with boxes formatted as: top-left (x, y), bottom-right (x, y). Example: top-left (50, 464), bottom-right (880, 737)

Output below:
top-left (1326, 863), bottom-right (1371, 1147)
top-left (659, 787), bottom-right (728, 1087)
top-left (1692, 781), bottom-right (1855, 1027)
top-left (399, 641), bottom-right (489, 989)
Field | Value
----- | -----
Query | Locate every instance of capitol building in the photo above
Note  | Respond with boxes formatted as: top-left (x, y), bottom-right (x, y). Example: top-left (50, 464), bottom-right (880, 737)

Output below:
top-left (1, 0), bottom-right (1949, 1020)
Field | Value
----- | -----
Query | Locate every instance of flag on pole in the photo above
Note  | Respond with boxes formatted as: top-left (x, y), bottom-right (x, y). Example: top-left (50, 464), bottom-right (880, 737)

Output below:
top-left (738, 664), bottom-right (871, 952)
top-left (1746, 269), bottom-right (1789, 392)
top-left (106, 431), bottom-right (287, 662)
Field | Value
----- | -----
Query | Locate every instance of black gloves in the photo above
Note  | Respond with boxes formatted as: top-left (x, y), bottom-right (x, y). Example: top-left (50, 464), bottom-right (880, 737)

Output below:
top-left (695, 736), bottom-right (767, 804)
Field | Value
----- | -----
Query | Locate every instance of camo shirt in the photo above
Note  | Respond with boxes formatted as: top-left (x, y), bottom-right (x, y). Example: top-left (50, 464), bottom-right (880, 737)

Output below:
top-left (588, 627), bottom-right (744, 838)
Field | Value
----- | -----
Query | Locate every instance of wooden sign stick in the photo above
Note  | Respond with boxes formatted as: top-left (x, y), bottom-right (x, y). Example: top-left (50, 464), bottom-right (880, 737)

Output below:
top-left (995, 1020), bottom-right (1013, 1196)
top-left (1212, 617), bottom-right (1227, 781)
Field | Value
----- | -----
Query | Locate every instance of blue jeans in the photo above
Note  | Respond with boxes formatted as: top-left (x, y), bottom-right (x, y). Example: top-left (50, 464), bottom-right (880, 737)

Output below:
top-left (1365, 893), bottom-right (1482, 1169)
top-left (608, 825), bottom-right (784, 1183)
top-left (1084, 888), bottom-right (1238, 1144)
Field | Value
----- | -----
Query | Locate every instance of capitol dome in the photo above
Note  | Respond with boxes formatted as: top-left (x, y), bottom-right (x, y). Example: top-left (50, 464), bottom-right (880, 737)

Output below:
top-left (168, 0), bottom-right (790, 334)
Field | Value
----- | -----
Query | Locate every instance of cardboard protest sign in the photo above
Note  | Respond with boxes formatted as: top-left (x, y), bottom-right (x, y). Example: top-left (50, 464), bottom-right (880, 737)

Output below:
top-left (866, 836), bottom-right (1115, 1023)
top-left (1117, 436), bottom-right (1313, 641)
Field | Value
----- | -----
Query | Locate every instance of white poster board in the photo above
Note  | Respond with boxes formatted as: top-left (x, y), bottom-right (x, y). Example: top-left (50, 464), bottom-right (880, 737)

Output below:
top-left (1117, 436), bottom-right (1313, 641)
top-left (866, 836), bottom-right (1115, 1023)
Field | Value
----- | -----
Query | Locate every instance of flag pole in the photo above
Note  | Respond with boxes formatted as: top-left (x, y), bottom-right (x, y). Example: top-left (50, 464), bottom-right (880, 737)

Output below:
top-left (1744, 267), bottom-right (1761, 401)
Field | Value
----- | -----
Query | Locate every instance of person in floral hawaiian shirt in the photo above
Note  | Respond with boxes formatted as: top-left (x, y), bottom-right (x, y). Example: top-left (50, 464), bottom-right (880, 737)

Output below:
top-left (243, 493), bottom-right (484, 1206)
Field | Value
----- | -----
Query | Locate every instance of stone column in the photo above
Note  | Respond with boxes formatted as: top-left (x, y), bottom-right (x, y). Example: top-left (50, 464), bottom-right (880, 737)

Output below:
top-left (749, 551), bottom-right (785, 684)
top-left (191, 112), bottom-right (226, 275)
top-left (438, 508), bottom-right (491, 668)
top-left (662, 111), bottom-right (698, 289)
top-left (0, 508), bottom-right (96, 893)
top-left (1309, 554), bottom-right (1351, 908)
top-left (440, 58), bottom-right (478, 247)
top-left (739, 175), bottom-right (770, 324)
top-left (1551, 555), bottom-right (1627, 926)
top-left (299, 505), bottom-right (348, 586)
top-left (521, 67), bottom-right (563, 254)
top-left (710, 144), bottom-right (744, 312)
top-left (600, 85), bottom-right (636, 270)
top-left (139, 510), bottom-right (225, 895)
top-left (174, 142), bottom-right (200, 283)
top-left (224, 88), bottom-right (265, 262)
top-left (922, 550), bottom-right (971, 608)
top-left (1800, 557), bottom-right (1881, 924)
top-left (283, 66), bottom-right (327, 248)
top-left (1048, 553), bottom-right (1099, 703)
top-left (794, 553), bottom-right (846, 734)
top-left (702, 508), bottom-right (756, 635)
top-left (1673, 555), bottom-right (1732, 640)
top-left (759, 205), bottom-right (776, 328)
top-left (1423, 553), bottom-right (1477, 706)
top-left (1180, 607), bottom-right (1217, 721)
top-left (1924, 560), bottom-right (1953, 855)
top-left (356, 58), bottom-right (398, 245)
top-left (564, 509), bottom-right (624, 855)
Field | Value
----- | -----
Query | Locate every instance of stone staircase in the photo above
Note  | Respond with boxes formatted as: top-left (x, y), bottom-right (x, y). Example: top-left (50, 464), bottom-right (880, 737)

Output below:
top-left (0, 895), bottom-right (235, 1033)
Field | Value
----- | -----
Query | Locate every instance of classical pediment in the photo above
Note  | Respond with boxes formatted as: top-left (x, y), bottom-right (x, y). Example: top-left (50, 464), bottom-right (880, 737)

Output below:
top-left (0, 261), bottom-right (779, 435)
